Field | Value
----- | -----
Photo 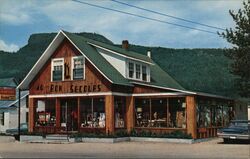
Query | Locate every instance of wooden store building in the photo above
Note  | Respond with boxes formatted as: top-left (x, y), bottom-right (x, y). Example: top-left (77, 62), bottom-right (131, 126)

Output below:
top-left (17, 30), bottom-right (235, 139)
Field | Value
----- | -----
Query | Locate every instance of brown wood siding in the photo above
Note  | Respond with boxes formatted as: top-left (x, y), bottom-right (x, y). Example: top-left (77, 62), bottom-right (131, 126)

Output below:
top-left (29, 39), bottom-right (111, 95)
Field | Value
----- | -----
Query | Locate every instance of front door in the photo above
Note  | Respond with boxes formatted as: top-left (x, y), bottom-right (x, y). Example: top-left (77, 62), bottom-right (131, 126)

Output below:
top-left (61, 99), bottom-right (78, 132)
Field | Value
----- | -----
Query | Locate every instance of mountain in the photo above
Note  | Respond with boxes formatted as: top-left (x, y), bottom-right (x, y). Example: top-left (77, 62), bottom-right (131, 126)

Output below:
top-left (0, 32), bottom-right (113, 83)
top-left (0, 32), bottom-right (236, 97)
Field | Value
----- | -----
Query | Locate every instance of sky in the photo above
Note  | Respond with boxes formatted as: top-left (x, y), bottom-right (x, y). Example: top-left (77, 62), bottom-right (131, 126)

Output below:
top-left (0, 0), bottom-right (244, 52)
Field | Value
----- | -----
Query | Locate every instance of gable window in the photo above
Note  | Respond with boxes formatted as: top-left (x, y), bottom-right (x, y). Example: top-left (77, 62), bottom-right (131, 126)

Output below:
top-left (136, 64), bottom-right (141, 79)
top-left (142, 65), bottom-right (147, 81)
top-left (52, 58), bottom-right (64, 81)
top-left (72, 56), bottom-right (84, 80)
top-left (128, 62), bottom-right (134, 78)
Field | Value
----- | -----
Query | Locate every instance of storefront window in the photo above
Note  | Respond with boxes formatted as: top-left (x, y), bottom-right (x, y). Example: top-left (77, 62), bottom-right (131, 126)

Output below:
top-left (80, 98), bottom-right (105, 128)
top-left (169, 98), bottom-right (186, 128)
top-left (151, 99), bottom-right (167, 127)
top-left (36, 99), bottom-right (56, 126)
top-left (135, 99), bottom-right (150, 127)
top-left (223, 104), bottom-right (234, 127)
top-left (115, 97), bottom-right (126, 128)
top-left (211, 105), bottom-right (223, 126)
top-left (197, 98), bottom-right (235, 128)
top-left (197, 101), bottom-right (211, 128)
top-left (135, 98), bottom-right (186, 128)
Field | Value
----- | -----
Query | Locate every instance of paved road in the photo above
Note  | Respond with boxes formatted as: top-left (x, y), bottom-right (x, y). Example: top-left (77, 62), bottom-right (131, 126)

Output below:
top-left (0, 137), bottom-right (249, 158)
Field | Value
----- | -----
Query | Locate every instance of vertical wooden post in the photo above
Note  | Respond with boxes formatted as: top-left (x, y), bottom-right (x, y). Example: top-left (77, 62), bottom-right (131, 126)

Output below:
top-left (186, 96), bottom-right (197, 139)
top-left (55, 98), bottom-right (61, 129)
top-left (126, 96), bottom-right (134, 133)
top-left (28, 98), bottom-right (35, 133)
top-left (77, 97), bottom-right (81, 131)
top-left (105, 95), bottom-right (114, 134)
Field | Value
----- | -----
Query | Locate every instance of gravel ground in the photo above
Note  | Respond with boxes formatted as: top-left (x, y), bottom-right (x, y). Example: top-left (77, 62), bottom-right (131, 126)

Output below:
top-left (0, 137), bottom-right (249, 158)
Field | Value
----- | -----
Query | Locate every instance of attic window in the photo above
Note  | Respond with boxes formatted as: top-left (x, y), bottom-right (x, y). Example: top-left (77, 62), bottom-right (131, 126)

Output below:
top-left (128, 62), bottom-right (134, 78)
top-left (72, 56), bottom-right (84, 80)
top-left (142, 65), bottom-right (147, 81)
top-left (127, 60), bottom-right (150, 82)
top-left (51, 58), bottom-right (64, 81)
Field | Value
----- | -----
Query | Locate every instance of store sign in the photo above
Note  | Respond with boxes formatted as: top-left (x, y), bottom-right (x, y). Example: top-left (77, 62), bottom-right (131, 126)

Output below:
top-left (36, 83), bottom-right (102, 93)
top-left (0, 88), bottom-right (16, 100)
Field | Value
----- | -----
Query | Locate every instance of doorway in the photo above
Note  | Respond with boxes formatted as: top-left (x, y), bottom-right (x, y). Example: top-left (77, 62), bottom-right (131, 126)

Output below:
top-left (61, 99), bottom-right (78, 132)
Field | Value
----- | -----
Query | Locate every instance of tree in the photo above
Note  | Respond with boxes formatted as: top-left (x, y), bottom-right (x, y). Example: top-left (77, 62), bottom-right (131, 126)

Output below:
top-left (219, 0), bottom-right (250, 98)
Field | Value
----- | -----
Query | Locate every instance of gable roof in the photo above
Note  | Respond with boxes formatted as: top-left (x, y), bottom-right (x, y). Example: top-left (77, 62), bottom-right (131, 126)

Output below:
top-left (0, 78), bottom-right (17, 88)
top-left (62, 31), bottom-right (133, 87)
top-left (63, 31), bottom-right (185, 91)
top-left (17, 30), bottom-right (186, 93)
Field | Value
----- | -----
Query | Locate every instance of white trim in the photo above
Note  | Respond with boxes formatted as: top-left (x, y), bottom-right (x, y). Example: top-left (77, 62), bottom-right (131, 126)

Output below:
top-left (132, 92), bottom-right (188, 97)
top-left (17, 31), bottom-right (63, 90)
top-left (61, 31), bottom-right (114, 84)
top-left (131, 81), bottom-right (196, 94)
top-left (29, 92), bottom-right (190, 98)
top-left (29, 92), bottom-right (131, 98)
top-left (51, 58), bottom-right (64, 82)
top-left (88, 42), bottom-right (154, 65)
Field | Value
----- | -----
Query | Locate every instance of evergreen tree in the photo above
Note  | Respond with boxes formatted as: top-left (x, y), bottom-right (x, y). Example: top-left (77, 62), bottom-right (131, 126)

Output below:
top-left (219, 0), bottom-right (250, 97)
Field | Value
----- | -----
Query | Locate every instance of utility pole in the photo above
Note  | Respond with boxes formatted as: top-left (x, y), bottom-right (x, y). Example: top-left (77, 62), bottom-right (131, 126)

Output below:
top-left (18, 89), bottom-right (21, 141)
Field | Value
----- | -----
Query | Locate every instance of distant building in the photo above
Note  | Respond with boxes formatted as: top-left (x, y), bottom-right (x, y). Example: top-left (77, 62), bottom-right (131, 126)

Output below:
top-left (0, 78), bottom-right (29, 133)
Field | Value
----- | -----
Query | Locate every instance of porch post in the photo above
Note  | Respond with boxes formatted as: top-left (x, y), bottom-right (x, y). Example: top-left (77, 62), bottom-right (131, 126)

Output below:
top-left (126, 96), bottom-right (134, 133)
top-left (186, 96), bottom-right (197, 139)
top-left (55, 98), bottom-right (61, 129)
top-left (105, 95), bottom-right (114, 134)
top-left (28, 98), bottom-right (35, 133)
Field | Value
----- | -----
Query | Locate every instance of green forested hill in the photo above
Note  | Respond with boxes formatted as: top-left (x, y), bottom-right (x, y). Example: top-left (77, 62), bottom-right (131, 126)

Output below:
top-left (121, 45), bottom-right (237, 97)
top-left (0, 32), bottom-right (113, 82)
top-left (0, 32), bottom-right (236, 97)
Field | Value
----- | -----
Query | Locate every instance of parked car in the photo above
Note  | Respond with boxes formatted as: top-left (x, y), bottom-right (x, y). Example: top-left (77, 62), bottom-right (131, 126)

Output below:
top-left (217, 120), bottom-right (250, 143)
top-left (6, 123), bottom-right (28, 135)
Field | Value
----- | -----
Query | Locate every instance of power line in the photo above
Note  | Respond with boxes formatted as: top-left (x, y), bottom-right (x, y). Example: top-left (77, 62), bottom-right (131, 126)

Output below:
top-left (71, 0), bottom-right (218, 34)
top-left (111, 0), bottom-right (225, 31)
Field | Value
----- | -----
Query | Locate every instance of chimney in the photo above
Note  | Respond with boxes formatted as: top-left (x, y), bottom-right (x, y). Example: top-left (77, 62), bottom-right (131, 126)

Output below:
top-left (122, 40), bottom-right (129, 50)
top-left (147, 51), bottom-right (151, 58)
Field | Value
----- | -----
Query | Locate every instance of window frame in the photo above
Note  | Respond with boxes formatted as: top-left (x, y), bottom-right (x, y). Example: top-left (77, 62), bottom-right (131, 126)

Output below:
top-left (71, 56), bottom-right (85, 80)
top-left (126, 60), bottom-right (150, 82)
top-left (51, 58), bottom-right (64, 82)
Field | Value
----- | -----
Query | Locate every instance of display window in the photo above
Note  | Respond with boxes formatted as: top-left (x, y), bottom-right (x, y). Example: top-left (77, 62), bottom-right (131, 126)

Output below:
top-left (35, 99), bottom-right (56, 126)
top-left (168, 98), bottom-right (186, 128)
top-left (80, 98), bottom-right (105, 128)
top-left (135, 98), bottom-right (186, 128)
top-left (114, 97), bottom-right (126, 128)
top-left (197, 98), bottom-right (235, 128)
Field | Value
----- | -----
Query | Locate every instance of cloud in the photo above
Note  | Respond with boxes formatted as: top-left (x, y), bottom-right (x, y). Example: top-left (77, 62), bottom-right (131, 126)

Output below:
top-left (0, 39), bottom-right (19, 52)
top-left (0, 0), bottom-right (244, 48)
top-left (0, 0), bottom-right (34, 25)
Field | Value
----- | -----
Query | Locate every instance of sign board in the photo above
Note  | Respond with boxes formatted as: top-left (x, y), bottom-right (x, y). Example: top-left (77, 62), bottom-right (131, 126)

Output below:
top-left (0, 88), bottom-right (16, 100)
